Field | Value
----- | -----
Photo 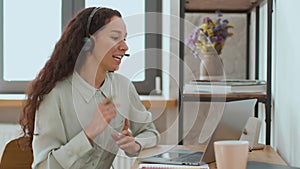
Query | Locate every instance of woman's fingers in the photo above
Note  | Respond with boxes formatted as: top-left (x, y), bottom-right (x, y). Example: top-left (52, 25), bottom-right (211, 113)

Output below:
top-left (84, 97), bottom-right (119, 141)
top-left (122, 118), bottom-right (130, 131)
top-left (121, 129), bottom-right (132, 137)
top-left (111, 133), bottom-right (140, 155)
top-left (117, 135), bottom-right (134, 145)
top-left (119, 141), bottom-right (135, 150)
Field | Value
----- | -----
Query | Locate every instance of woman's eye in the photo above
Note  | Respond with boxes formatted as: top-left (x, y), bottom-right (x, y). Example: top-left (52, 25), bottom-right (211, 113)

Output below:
top-left (111, 36), bottom-right (119, 41)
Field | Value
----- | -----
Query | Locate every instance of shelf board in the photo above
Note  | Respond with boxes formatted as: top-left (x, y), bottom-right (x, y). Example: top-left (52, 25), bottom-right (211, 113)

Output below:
top-left (183, 92), bottom-right (267, 102)
top-left (185, 0), bottom-right (263, 12)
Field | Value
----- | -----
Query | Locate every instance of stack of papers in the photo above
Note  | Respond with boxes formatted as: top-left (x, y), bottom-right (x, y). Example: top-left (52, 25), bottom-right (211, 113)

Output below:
top-left (184, 79), bottom-right (266, 94)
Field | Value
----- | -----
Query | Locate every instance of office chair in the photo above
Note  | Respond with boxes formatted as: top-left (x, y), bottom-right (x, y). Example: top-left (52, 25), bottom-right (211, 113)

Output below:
top-left (0, 136), bottom-right (33, 169)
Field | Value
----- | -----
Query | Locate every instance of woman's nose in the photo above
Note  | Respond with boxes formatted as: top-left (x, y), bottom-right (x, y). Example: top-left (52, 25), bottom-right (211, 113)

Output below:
top-left (119, 40), bottom-right (128, 51)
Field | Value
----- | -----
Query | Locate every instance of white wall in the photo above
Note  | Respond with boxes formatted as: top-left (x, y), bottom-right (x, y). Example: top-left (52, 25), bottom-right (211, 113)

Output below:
top-left (273, 0), bottom-right (300, 167)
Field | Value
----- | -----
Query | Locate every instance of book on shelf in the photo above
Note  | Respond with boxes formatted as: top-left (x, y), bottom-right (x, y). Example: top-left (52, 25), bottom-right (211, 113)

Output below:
top-left (138, 163), bottom-right (209, 169)
top-left (183, 79), bottom-right (266, 94)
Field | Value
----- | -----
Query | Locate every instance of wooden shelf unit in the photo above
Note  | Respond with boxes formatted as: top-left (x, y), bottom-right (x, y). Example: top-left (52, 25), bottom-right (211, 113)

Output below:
top-left (178, 0), bottom-right (273, 145)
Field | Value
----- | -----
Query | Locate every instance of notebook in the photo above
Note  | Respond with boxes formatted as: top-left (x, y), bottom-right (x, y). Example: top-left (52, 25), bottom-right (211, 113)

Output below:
top-left (139, 99), bottom-right (257, 166)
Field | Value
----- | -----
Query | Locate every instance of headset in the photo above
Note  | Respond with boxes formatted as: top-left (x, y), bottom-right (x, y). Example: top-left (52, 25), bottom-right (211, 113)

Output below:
top-left (82, 7), bottom-right (102, 52)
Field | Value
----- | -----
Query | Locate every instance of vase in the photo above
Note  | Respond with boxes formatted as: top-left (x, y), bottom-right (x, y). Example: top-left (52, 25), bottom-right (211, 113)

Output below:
top-left (199, 53), bottom-right (225, 80)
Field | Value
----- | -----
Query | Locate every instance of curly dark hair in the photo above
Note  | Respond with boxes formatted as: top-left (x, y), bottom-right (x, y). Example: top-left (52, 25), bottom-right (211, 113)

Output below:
top-left (19, 7), bottom-right (121, 149)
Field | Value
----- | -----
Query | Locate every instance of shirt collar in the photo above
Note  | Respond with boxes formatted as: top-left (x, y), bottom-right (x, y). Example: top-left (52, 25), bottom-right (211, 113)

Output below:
top-left (71, 71), bottom-right (113, 103)
top-left (99, 72), bottom-right (112, 99)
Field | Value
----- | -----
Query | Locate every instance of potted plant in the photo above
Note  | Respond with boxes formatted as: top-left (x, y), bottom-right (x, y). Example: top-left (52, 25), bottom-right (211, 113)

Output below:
top-left (186, 11), bottom-right (234, 80)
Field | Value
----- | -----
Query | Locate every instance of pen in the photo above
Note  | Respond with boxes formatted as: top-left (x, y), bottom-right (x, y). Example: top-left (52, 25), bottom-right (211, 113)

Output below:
top-left (100, 91), bottom-right (113, 103)
top-left (108, 97), bottom-right (113, 104)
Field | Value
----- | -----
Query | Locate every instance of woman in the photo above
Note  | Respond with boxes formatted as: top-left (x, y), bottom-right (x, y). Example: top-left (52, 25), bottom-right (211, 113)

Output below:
top-left (19, 7), bottom-right (160, 169)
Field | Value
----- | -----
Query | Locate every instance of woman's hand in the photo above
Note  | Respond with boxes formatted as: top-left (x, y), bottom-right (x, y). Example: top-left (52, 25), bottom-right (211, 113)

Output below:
top-left (111, 118), bottom-right (141, 155)
top-left (84, 98), bottom-right (117, 142)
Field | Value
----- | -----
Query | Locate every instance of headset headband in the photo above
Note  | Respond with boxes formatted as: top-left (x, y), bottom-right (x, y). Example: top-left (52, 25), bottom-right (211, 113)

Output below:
top-left (86, 7), bottom-right (101, 37)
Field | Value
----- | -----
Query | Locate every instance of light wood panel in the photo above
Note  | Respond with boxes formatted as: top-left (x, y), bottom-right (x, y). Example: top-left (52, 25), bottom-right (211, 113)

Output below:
top-left (185, 0), bottom-right (263, 11)
top-left (0, 95), bottom-right (177, 109)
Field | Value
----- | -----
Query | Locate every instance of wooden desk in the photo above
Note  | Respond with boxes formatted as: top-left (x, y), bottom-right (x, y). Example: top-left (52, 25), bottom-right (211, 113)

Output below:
top-left (131, 145), bottom-right (287, 169)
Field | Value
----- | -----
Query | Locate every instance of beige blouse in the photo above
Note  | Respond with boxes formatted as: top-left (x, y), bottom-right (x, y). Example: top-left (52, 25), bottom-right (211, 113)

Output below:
top-left (32, 72), bottom-right (160, 169)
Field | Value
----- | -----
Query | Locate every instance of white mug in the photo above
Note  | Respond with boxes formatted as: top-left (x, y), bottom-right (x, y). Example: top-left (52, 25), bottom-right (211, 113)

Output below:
top-left (214, 140), bottom-right (249, 169)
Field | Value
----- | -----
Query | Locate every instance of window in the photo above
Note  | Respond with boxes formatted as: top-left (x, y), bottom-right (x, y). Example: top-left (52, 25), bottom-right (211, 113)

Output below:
top-left (0, 0), bottom-right (162, 95)
top-left (0, 0), bottom-right (62, 93)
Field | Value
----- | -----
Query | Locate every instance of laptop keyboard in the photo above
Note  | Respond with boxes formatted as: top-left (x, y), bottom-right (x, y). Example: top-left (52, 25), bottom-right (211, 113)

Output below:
top-left (170, 152), bottom-right (203, 163)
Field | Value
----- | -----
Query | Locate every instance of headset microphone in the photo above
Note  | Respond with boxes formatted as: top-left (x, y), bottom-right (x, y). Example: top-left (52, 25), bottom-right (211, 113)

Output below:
top-left (124, 54), bottom-right (130, 57)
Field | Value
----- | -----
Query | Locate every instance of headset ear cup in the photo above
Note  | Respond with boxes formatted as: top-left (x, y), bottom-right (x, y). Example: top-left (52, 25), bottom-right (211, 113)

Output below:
top-left (83, 37), bottom-right (95, 52)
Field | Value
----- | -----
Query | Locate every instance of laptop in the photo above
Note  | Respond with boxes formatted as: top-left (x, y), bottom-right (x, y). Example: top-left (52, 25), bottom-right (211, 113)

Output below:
top-left (139, 99), bottom-right (257, 166)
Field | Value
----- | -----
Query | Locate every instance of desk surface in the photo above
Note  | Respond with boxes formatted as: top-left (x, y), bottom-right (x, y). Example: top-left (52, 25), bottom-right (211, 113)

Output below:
top-left (132, 145), bottom-right (286, 169)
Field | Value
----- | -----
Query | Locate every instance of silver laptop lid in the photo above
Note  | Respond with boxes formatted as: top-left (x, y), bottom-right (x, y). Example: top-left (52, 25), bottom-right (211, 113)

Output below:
top-left (200, 99), bottom-right (257, 163)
